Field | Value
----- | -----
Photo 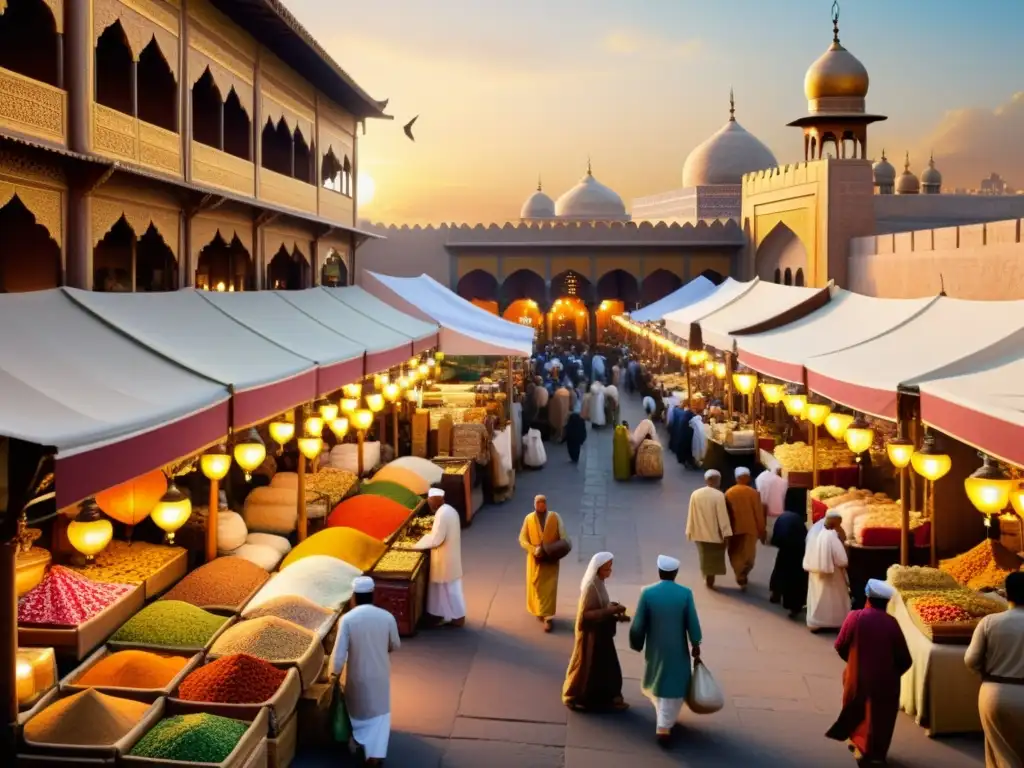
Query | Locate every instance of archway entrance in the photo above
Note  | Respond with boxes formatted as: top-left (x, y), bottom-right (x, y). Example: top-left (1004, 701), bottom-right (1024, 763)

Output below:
top-left (500, 269), bottom-right (545, 306)
top-left (596, 269), bottom-right (639, 310)
top-left (471, 299), bottom-right (498, 315)
top-left (755, 222), bottom-right (808, 284)
top-left (321, 249), bottom-right (348, 286)
top-left (195, 233), bottom-right (253, 291)
top-left (267, 245), bottom-right (309, 290)
top-left (93, 216), bottom-right (177, 292)
top-left (640, 269), bottom-right (682, 305)
top-left (547, 296), bottom-right (588, 343)
top-left (0, 195), bottom-right (61, 292)
top-left (457, 269), bottom-right (499, 303)
top-left (596, 299), bottom-right (625, 342)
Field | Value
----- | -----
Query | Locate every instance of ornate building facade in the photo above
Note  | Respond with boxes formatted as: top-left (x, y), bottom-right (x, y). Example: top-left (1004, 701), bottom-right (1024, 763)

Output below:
top-left (0, 0), bottom-right (387, 294)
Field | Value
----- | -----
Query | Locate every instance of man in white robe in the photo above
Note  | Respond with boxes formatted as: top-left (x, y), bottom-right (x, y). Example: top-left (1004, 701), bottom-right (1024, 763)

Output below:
top-left (413, 488), bottom-right (466, 627)
top-left (590, 383), bottom-right (607, 427)
top-left (803, 510), bottom-right (850, 631)
top-left (756, 466), bottom-right (788, 545)
top-left (330, 577), bottom-right (400, 765)
top-left (686, 470), bottom-right (733, 588)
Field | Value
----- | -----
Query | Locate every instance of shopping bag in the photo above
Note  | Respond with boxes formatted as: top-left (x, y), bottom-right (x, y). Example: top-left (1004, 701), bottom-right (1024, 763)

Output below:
top-left (686, 658), bottom-right (724, 715)
top-left (331, 682), bottom-right (352, 742)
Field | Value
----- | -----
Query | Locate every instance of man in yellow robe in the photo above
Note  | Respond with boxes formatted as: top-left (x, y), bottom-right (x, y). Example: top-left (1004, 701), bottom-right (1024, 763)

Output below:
top-left (519, 494), bottom-right (570, 632)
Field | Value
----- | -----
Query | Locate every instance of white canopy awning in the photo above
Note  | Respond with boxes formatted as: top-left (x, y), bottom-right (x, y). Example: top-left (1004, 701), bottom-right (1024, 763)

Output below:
top-left (696, 281), bottom-right (830, 352)
top-left (200, 291), bottom-right (365, 394)
top-left (364, 272), bottom-right (535, 357)
top-left (0, 290), bottom-right (229, 507)
top-left (275, 288), bottom-right (412, 373)
top-left (737, 290), bottom-right (937, 383)
top-left (65, 288), bottom-right (316, 429)
top-left (323, 286), bottom-right (439, 354)
top-left (662, 278), bottom-right (756, 342)
top-left (630, 275), bottom-right (717, 323)
top-left (806, 297), bottom-right (1024, 421)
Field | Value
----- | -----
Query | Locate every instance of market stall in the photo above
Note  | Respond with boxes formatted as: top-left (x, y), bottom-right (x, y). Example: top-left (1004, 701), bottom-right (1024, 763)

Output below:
top-left (662, 277), bottom-right (756, 342)
top-left (324, 286), bottom-right (439, 355)
top-left (629, 274), bottom-right (718, 323)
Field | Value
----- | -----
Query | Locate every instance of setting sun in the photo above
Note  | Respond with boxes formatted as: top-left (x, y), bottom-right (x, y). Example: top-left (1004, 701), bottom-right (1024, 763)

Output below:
top-left (357, 171), bottom-right (376, 207)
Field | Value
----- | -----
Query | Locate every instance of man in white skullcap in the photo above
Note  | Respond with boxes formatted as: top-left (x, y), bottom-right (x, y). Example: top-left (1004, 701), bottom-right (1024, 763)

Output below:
top-left (724, 467), bottom-right (766, 590)
top-left (803, 510), bottom-right (850, 631)
top-left (330, 577), bottom-right (401, 766)
top-left (826, 578), bottom-right (910, 765)
top-left (630, 555), bottom-right (703, 745)
top-left (686, 469), bottom-right (733, 588)
top-left (519, 494), bottom-right (569, 632)
top-left (413, 488), bottom-right (465, 627)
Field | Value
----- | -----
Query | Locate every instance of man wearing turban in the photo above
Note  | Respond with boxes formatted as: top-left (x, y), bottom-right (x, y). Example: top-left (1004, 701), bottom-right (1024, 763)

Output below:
top-left (518, 494), bottom-right (570, 632)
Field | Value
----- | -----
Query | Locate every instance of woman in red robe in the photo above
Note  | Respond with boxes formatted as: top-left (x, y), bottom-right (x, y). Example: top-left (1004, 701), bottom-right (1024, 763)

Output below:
top-left (825, 579), bottom-right (912, 765)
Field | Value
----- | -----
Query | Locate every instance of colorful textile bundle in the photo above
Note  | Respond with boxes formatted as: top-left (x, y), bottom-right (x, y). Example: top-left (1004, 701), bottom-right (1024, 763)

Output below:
top-left (18, 566), bottom-right (133, 627)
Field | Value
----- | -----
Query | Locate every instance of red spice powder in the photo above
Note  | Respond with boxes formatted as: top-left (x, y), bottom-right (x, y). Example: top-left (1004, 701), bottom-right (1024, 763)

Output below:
top-left (176, 653), bottom-right (286, 704)
top-left (326, 496), bottom-right (409, 541)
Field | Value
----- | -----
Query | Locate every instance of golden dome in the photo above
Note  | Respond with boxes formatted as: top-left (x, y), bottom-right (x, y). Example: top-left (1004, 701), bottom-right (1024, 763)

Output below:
top-left (804, 41), bottom-right (869, 102)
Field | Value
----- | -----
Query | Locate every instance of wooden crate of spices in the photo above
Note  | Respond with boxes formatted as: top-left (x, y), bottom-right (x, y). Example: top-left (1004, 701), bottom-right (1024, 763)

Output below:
top-left (370, 551), bottom-right (427, 637)
top-left (432, 458), bottom-right (476, 527)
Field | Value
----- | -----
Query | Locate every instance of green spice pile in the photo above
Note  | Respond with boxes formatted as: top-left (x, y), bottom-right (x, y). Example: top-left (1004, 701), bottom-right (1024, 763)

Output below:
top-left (210, 616), bottom-right (315, 662)
top-left (24, 689), bottom-right (150, 746)
top-left (111, 600), bottom-right (228, 649)
top-left (177, 654), bottom-right (287, 704)
top-left (161, 558), bottom-right (269, 611)
top-left (242, 595), bottom-right (334, 633)
top-left (130, 713), bottom-right (248, 762)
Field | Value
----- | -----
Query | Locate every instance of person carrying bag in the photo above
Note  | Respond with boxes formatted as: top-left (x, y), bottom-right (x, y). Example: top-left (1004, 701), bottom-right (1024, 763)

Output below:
top-left (687, 657), bottom-right (724, 715)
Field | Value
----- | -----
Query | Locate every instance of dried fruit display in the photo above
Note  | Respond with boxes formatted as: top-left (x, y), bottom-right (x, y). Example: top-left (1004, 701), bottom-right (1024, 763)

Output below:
top-left (305, 469), bottom-right (359, 507)
top-left (406, 515), bottom-right (434, 537)
top-left (902, 589), bottom-right (1005, 618)
top-left (371, 550), bottom-right (424, 577)
top-left (887, 565), bottom-right (960, 592)
top-left (774, 441), bottom-right (855, 472)
top-left (809, 486), bottom-right (848, 502)
top-left (907, 596), bottom-right (973, 625)
top-left (940, 540), bottom-right (1021, 587)
top-left (68, 541), bottom-right (183, 585)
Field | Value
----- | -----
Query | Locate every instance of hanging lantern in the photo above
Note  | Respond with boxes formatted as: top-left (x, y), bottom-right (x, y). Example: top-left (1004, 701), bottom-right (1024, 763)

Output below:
top-left (784, 393), bottom-right (807, 417)
top-left (824, 412), bottom-right (854, 441)
top-left (804, 402), bottom-right (832, 427)
top-left (329, 417), bottom-right (350, 439)
top-left (713, 362), bottom-right (726, 380)
top-left (268, 420), bottom-right (295, 449)
top-left (366, 393), bottom-right (385, 413)
top-left (354, 409), bottom-right (374, 432)
top-left (886, 437), bottom-right (914, 469)
top-left (405, 387), bottom-right (419, 402)
top-left (151, 482), bottom-right (192, 544)
top-left (911, 432), bottom-right (952, 481)
top-left (67, 499), bottom-right (113, 560)
top-left (844, 415), bottom-right (875, 455)
top-left (732, 371), bottom-right (758, 395)
top-left (1010, 482), bottom-right (1024, 517)
top-left (435, 351), bottom-right (444, 361)
top-left (703, 359), bottom-right (715, 373)
top-left (233, 429), bottom-right (267, 481)
top-left (373, 374), bottom-right (384, 390)
top-left (318, 400), bottom-right (339, 422)
top-left (304, 414), bottom-right (324, 437)
top-left (297, 436), bottom-right (323, 461)
top-left (408, 356), bottom-right (420, 369)
top-left (200, 444), bottom-right (232, 481)
top-left (418, 363), bottom-right (429, 376)
top-left (383, 383), bottom-right (401, 402)
top-left (94, 470), bottom-right (167, 527)
top-left (964, 454), bottom-right (1012, 516)
top-left (427, 358), bottom-right (436, 369)
top-left (759, 382), bottom-right (786, 405)
top-left (341, 398), bottom-right (359, 415)
top-left (397, 376), bottom-right (410, 390)
top-left (342, 383), bottom-right (363, 399)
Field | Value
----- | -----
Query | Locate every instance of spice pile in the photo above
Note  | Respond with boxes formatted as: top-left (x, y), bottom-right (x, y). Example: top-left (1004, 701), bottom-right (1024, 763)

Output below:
top-left (326, 496), bottom-right (411, 542)
top-left (68, 540), bottom-right (183, 585)
top-left (359, 480), bottom-right (422, 510)
top-left (941, 539), bottom-right (1022, 591)
top-left (111, 600), bottom-right (228, 649)
top-left (282, 526), bottom-right (387, 572)
top-left (244, 555), bottom-right (361, 613)
top-left (210, 616), bottom-right (315, 661)
top-left (161, 557), bottom-right (269, 611)
top-left (372, 550), bottom-right (424, 577)
top-left (18, 566), bottom-right (133, 627)
top-left (24, 689), bottom-right (149, 746)
top-left (887, 565), bottom-right (960, 592)
top-left (909, 595), bottom-right (974, 625)
top-left (77, 650), bottom-right (189, 689)
top-left (177, 654), bottom-right (287, 704)
top-left (242, 595), bottom-right (334, 634)
top-left (306, 468), bottom-right (359, 508)
top-left (130, 713), bottom-right (248, 762)
top-left (406, 515), bottom-right (435, 537)
top-left (774, 441), bottom-right (855, 472)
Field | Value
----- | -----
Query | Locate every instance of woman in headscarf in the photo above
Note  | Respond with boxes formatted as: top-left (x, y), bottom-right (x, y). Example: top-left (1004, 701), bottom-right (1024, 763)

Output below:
top-left (548, 384), bottom-right (571, 443)
top-left (562, 552), bottom-right (630, 712)
top-left (604, 385), bottom-right (620, 426)
top-left (565, 412), bottom-right (587, 463)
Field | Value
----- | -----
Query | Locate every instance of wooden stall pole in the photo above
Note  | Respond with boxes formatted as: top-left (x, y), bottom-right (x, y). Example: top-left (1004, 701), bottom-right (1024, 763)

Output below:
top-left (685, 361), bottom-right (693, 409)
top-left (357, 430), bottom-right (366, 477)
top-left (392, 403), bottom-right (400, 457)
top-left (294, 406), bottom-right (308, 543)
top-left (1, 539), bottom-right (16, 759)
top-left (928, 479), bottom-right (937, 567)
top-left (206, 479), bottom-right (219, 562)
top-left (899, 465), bottom-right (909, 565)
top-left (811, 423), bottom-right (819, 490)
top-left (725, 353), bottom-right (734, 418)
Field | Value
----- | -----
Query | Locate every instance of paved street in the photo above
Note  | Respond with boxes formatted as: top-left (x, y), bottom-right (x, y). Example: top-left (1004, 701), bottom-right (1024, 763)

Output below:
top-left (304, 394), bottom-right (985, 767)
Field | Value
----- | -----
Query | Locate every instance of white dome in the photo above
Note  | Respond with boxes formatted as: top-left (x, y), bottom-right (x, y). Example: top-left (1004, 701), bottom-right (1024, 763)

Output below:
top-left (896, 152), bottom-right (920, 195)
top-left (554, 165), bottom-right (628, 221)
top-left (520, 181), bottom-right (555, 220)
top-left (682, 96), bottom-right (777, 187)
top-left (872, 152), bottom-right (896, 184)
top-left (921, 155), bottom-right (942, 187)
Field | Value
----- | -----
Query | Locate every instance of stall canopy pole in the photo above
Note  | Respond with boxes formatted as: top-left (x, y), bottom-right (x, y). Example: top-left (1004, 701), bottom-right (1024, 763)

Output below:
top-left (928, 480), bottom-right (937, 567)
top-left (812, 424), bottom-right (819, 490)
top-left (392, 403), bottom-right (400, 458)
top-left (506, 356), bottom-right (514, 423)
top-left (206, 478), bottom-right (219, 563)
top-left (1, 540), bottom-right (15, 758)
top-left (725, 353), bottom-right (734, 418)
top-left (685, 362), bottom-right (693, 410)
top-left (897, 397), bottom-right (913, 566)
top-left (294, 406), bottom-right (308, 543)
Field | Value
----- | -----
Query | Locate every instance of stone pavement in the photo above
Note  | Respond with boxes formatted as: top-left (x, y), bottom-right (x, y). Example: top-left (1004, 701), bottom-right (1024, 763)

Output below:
top-left (300, 394), bottom-right (985, 767)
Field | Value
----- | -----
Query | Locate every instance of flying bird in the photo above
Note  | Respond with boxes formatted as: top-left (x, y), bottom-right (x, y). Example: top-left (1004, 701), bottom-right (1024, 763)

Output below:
top-left (403, 116), bottom-right (418, 142)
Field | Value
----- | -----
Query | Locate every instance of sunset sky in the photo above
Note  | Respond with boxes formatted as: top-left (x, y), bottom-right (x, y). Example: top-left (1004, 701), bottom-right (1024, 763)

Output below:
top-left (287, 0), bottom-right (1024, 225)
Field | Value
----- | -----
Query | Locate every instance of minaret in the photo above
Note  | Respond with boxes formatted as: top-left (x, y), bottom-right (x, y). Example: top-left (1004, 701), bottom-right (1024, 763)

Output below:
top-left (729, 88), bottom-right (735, 122)
top-left (921, 152), bottom-right (943, 194)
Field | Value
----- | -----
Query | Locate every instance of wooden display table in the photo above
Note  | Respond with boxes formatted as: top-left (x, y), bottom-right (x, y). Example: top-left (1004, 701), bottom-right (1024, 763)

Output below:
top-left (432, 457), bottom-right (479, 527)
top-left (371, 554), bottom-right (428, 637)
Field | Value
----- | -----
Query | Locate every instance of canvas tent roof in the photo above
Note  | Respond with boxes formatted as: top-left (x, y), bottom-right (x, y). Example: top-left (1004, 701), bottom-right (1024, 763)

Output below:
top-left (662, 278), bottom-right (756, 342)
top-left (629, 275), bottom-right (717, 323)
top-left (200, 291), bottom-right (365, 394)
top-left (0, 290), bottom-right (229, 507)
top-left (363, 272), bottom-right (535, 357)
top-left (917, 327), bottom-right (1024, 467)
top-left (738, 291), bottom-right (938, 383)
top-left (65, 288), bottom-right (315, 429)
top-left (806, 297), bottom-right (1024, 421)
top-left (275, 288), bottom-right (411, 372)
top-left (323, 286), bottom-right (439, 354)
top-left (696, 281), bottom-right (830, 352)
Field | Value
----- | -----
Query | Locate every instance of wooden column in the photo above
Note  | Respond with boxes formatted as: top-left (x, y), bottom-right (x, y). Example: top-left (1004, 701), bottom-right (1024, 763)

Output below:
top-left (130, 61), bottom-right (138, 117)
top-left (725, 353), bottom-right (734, 417)
top-left (1, 541), bottom-right (16, 761)
top-left (65, 0), bottom-right (91, 153)
top-left (206, 479), bottom-right (219, 562)
top-left (180, 0), bottom-right (191, 180)
top-left (295, 407), bottom-right (308, 542)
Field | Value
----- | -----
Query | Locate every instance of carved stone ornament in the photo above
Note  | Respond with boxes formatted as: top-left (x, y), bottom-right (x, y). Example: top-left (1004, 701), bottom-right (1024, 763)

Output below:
top-left (191, 217), bottom-right (253, 264)
top-left (91, 196), bottom-right (180, 259)
top-left (94, 0), bottom-right (179, 78)
top-left (0, 181), bottom-right (62, 247)
top-left (0, 0), bottom-right (63, 33)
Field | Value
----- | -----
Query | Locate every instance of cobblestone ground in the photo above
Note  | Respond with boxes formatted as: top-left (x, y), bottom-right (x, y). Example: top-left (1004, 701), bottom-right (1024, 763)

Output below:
top-left (299, 394), bottom-right (985, 767)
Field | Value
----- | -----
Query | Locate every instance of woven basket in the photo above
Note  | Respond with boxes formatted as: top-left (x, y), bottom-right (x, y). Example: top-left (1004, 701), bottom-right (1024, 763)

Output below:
top-left (635, 441), bottom-right (664, 479)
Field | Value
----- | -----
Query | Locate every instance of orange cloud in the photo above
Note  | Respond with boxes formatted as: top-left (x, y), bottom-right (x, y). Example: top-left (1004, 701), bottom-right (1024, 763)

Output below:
top-left (602, 30), bottom-right (702, 59)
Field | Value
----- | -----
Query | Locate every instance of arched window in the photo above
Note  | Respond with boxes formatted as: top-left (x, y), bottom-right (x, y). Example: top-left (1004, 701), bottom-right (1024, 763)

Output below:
top-left (773, 268), bottom-right (781, 284)
top-left (95, 22), bottom-right (134, 116)
top-left (0, 195), bottom-right (61, 292)
top-left (293, 128), bottom-right (312, 184)
top-left (0, 0), bottom-right (60, 87)
top-left (135, 224), bottom-right (177, 291)
top-left (784, 268), bottom-right (792, 286)
top-left (794, 268), bottom-right (805, 287)
top-left (261, 118), bottom-right (292, 176)
top-left (321, 250), bottom-right (348, 286)
top-left (195, 233), bottom-right (253, 291)
top-left (93, 216), bottom-right (135, 292)
top-left (223, 88), bottom-right (251, 160)
top-left (321, 149), bottom-right (342, 192)
top-left (191, 69), bottom-right (222, 149)
top-left (342, 155), bottom-right (352, 196)
top-left (267, 246), bottom-right (307, 290)
top-left (137, 39), bottom-right (177, 132)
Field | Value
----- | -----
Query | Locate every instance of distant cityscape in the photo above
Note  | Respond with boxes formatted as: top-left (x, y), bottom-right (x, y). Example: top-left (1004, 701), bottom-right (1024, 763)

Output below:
top-left (953, 173), bottom-right (1019, 195)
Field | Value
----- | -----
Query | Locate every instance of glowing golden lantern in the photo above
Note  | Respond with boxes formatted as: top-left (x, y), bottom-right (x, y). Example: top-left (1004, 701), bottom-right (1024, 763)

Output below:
top-left (824, 412), bottom-right (854, 441)
top-left (911, 433), bottom-right (952, 481)
top-left (732, 371), bottom-right (758, 395)
top-left (759, 382), bottom-right (786, 405)
top-left (67, 499), bottom-right (113, 560)
top-left (304, 414), bottom-right (324, 436)
top-left (298, 435), bottom-right (323, 461)
top-left (804, 402), bottom-right (832, 427)
top-left (373, 374), bottom-right (384, 390)
top-left (703, 359), bottom-right (715, 373)
top-left (151, 482), bottom-right (192, 544)
top-left (405, 388), bottom-right (419, 403)
top-left (886, 437), bottom-right (914, 469)
top-left (383, 383), bottom-right (401, 402)
top-left (435, 351), bottom-right (445, 361)
top-left (408, 357), bottom-right (420, 369)
top-left (233, 429), bottom-right (267, 480)
top-left (94, 470), bottom-right (167, 526)
top-left (200, 444), bottom-right (232, 481)
top-left (353, 409), bottom-right (374, 432)
top-left (428, 357), bottom-right (438, 369)
top-left (1010, 482), bottom-right (1024, 517)
top-left (329, 417), bottom-right (350, 439)
top-left (784, 393), bottom-right (807, 417)
top-left (964, 455), bottom-right (1012, 516)
top-left (713, 362), bottom-right (726, 380)
top-left (397, 376), bottom-right (410, 390)
top-left (366, 393), bottom-right (385, 413)
top-left (268, 419), bottom-right (295, 449)
top-left (318, 401), bottom-right (339, 422)
top-left (342, 383), bottom-right (363, 399)
top-left (843, 415), bottom-right (875, 455)
top-left (418, 363), bottom-right (429, 376)
top-left (341, 398), bottom-right (359, 415)
top-left (407, 368), bottom-right (420, 383)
